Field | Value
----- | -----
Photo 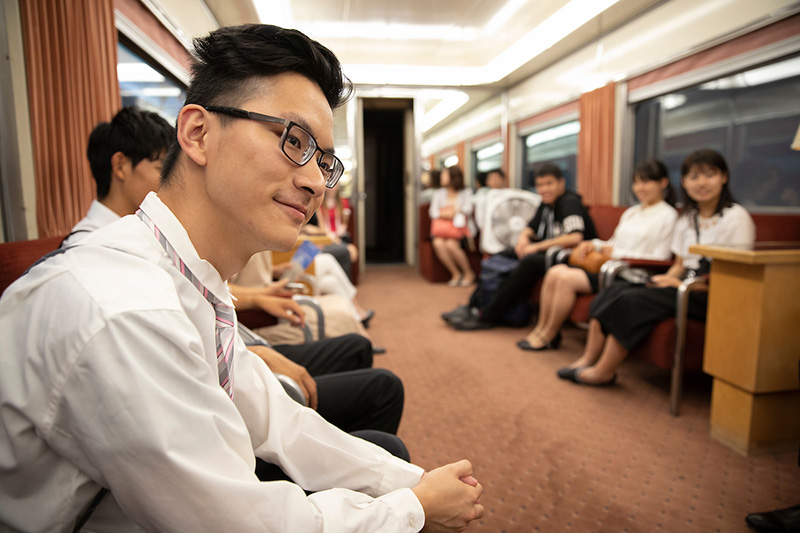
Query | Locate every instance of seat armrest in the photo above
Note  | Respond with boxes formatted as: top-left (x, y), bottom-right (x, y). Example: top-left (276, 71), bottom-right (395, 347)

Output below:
top-left (623, 258), bottom-right (672, 272)
top-left (275, 374), bottom-right (309, 406)
top-left (670, 274), bottom-right (710, 416)
top-left (545, 246), bottom-right (572, 268)
top-left (293, 295), bottom-right (325, 342)
top-left (599, 259), bottom-right (629, 291)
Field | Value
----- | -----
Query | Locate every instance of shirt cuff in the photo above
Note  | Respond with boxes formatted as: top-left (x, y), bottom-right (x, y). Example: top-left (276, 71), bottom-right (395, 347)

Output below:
top-left (378, 487), bottom-right (426, 532)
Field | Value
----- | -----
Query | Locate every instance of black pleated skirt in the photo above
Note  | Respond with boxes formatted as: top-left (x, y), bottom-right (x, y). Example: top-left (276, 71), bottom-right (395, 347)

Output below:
top-left (589, 279), bottom-right (709, 351)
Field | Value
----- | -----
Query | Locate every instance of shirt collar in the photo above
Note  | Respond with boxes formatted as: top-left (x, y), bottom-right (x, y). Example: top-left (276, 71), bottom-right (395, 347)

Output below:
top-left (88, 199), bottom-right (121, 225)
top-left (138, 192), bottom-right (233, 307)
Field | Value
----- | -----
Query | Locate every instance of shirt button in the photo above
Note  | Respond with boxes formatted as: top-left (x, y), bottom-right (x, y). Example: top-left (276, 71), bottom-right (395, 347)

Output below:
top-left (408, 516), bottom-right (416, 528)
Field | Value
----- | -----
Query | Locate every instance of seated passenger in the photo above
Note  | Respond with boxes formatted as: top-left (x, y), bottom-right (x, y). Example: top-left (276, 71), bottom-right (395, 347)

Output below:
top-left (0, 24), bottom-right (483, 531)
top-left (518, 159), bottom-right (678, 351)
top-left (302, 186), bottom-right (358, 278)
top-left (429, 165), bottom-right (476, 286)
top-left (419, 168), bottom-right (440, 204)
top-left (229, 250), bottom-right (378, 343)
top-left (473, 168), bottom-right (507, 232)
top-left (61, 106), bottom-right (173, 247)
top-left (558, 149), bottom-right (755, 386)
top-left (318, 182), bottom-right (357, 254)
top-left (61, 105), bottom-right (394, 427)
top-left (444, 163), bottom-right (596, 330)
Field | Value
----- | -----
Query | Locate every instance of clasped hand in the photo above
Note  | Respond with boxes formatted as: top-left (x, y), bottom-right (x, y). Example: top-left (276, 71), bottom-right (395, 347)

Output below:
top-left (413, 460), bottom-right (485, 532)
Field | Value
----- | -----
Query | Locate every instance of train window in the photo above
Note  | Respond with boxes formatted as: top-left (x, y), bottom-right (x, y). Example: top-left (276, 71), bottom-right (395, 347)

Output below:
top-left (633, 55), bottom-right (800, 212)
top-left (441, 154), bottom-right (459, 168)
top-left (520, 121), bottom-right (580, 193)
top-left (117, 42), bottom-right (186, 124)
top-left (471, 141), bottom-right (504, 186)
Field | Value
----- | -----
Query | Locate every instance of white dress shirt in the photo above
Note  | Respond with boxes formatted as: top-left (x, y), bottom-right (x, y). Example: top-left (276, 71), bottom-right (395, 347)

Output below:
top-left (0, 192), bottom-right (424, 532)
top-left (671, 203), bottom-right (755, 270)
top-left (591, 201), bottom-right (679, 260)
top-left (61, 199), bottom-right (121, 247)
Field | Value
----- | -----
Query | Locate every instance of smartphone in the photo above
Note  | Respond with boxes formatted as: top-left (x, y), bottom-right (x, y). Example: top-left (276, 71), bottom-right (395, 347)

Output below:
top-left (286, 282), bottom-right (306, 294)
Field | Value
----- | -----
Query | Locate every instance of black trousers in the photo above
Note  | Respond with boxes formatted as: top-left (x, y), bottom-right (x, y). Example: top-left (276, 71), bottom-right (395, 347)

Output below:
top-left (274, 333), bottom-right (373, 375)
top-left (322, 244), bottom-right (353, 281)
top-left (475, 251), bottom-right (547, 323)
top-left (270, 334), bottom-right (402, 433)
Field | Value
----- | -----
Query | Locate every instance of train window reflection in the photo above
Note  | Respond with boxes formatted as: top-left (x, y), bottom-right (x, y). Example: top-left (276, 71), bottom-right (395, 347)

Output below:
top-left (633, 55), bottom-right (800, 212)
top-left (472, 141), bottom-right (504, 178)
top-left (521, 120), bottom-right (579, 193)
top-left (117, 43), bottom-right (186, 124)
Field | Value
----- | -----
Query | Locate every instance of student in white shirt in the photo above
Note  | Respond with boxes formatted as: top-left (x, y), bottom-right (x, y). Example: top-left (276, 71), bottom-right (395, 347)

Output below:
top-left (558, 149), bottom-right (755, 386)
top-left (0, 24), bottom-right (483, 532)
top-left (61, 106), bottom-right (173, 247)
top-left (518, 159), bottom-right (678, 351)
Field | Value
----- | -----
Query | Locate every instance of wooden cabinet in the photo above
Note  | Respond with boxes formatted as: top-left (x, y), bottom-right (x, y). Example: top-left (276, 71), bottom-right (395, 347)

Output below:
top-left (693, 245), bottom-right (800, 456)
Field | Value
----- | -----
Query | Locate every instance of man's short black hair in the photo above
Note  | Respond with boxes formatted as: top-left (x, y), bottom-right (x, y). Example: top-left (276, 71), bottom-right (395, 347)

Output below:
top-left (86, 106), bottom-right (174, 200)
top-left (534, 163), bottom-right (563, 180)
top-left (161, 24), bottom-right (353, 182)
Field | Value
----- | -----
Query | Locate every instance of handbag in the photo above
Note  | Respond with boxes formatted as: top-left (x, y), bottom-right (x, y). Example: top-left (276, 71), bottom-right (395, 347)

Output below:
top-left (431, 218), bottom-right (470, 240)
top-left (567, 249), bottom-right (611, 274)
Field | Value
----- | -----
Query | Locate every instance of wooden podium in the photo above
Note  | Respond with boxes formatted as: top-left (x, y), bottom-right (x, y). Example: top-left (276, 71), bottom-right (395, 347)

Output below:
top-left (692, 244), bottom-right (800, 456)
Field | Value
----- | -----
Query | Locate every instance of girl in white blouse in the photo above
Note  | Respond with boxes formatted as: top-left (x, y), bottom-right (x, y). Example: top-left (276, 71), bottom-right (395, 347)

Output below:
top-left (519, 159), bottom-right (678, 351)
top-left (429, 165), bottom-right (476, 286)
top-left (558, 149), bottom-right (755, 386)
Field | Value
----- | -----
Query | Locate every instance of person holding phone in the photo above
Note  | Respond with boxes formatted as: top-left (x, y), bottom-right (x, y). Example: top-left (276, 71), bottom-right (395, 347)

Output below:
top-left (557, 149), bottom-right (755, 386)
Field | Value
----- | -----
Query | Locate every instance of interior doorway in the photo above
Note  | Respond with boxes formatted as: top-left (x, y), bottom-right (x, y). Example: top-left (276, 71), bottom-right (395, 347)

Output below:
top-left (362, 98), bottom-right (412, 263)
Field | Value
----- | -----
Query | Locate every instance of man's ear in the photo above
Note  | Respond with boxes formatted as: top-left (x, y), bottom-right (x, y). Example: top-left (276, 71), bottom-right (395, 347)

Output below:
top-left (110, 151), bottom-right (129, 181)
top-left (176, 105), bottom-right (210, 168)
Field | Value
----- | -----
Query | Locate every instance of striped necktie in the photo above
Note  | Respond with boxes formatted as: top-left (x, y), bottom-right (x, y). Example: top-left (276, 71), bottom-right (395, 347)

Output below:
top-left (137, 209), bottom-right (235, 400)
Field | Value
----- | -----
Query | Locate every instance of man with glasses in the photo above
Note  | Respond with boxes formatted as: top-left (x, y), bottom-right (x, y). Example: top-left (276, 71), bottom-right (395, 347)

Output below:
top-left (61, 105), bottom-right (407, 447)
top-left (0, 24), bottom-right (483, 532)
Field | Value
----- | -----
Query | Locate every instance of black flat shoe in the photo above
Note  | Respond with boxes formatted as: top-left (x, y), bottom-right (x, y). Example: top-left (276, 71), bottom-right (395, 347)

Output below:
top-left (361, 310), bottom-right (375, 329)
top-left (517, 332), bottom-right (562, 351)
top-left (372, 346), bottom-right (387, 355)
top-left (746, 503), bottom-right (800, 532)
top-left (567, 368), bottom-right (617, 387)
top-left (450, 315), bottom-right (493, 331)
top-left (557, 367), bottom-right (583, 380)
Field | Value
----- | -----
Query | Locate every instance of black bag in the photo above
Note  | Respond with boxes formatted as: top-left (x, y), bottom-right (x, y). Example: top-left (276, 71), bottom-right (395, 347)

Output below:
top-left (475, 254), bottom-right (532, 327)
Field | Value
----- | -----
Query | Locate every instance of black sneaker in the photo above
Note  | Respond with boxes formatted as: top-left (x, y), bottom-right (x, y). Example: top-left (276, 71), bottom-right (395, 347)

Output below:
top-left (441, 305), bottom-right (471, 323)
top-left (450, 314), bottom-right (494, 331)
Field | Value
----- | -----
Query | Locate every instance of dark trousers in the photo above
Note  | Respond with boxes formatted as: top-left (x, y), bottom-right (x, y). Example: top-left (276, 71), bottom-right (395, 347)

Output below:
top-left (274, 333), bottom-right (372, 375)
top-left (315, 368), bottom-right (404, 434)
top-left (476, 251), bottom-right (547, 323)
top-left (322, 244), bottom-right (353, 281)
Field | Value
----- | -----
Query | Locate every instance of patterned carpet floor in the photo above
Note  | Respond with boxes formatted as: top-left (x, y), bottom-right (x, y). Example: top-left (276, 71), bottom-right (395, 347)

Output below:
top-left (358, 264), bottom-right (800, 533)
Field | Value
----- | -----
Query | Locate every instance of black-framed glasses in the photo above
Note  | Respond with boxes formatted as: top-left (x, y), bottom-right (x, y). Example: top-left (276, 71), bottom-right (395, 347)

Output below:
top-left (204, 105), bottom-right (344, 188)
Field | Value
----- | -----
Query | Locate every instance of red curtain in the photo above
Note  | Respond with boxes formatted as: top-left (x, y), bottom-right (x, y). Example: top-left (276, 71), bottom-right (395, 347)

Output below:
top-left (577, 83), bottom-right (615, 205)
top-left (19, 0), bottom-right (120, 238)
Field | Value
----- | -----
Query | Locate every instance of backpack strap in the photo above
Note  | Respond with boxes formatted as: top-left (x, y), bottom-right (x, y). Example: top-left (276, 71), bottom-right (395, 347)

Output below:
top-left (72, 488), bottom-right (109, 532)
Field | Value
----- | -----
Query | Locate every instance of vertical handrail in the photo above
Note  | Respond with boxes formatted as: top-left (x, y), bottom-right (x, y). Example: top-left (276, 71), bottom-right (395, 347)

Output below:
top-left (670, 275), bottom-right (708, 416)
